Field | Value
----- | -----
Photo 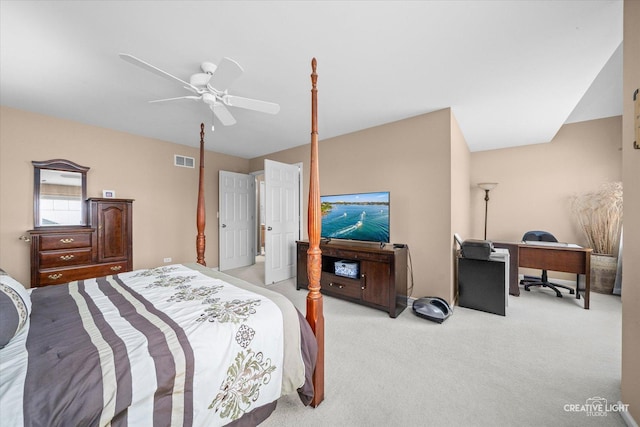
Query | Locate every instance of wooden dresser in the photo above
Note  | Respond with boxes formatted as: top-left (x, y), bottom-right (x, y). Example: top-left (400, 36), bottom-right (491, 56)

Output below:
top-left (29, 198), bottom-right (133, 287)
top-left (296, 240), bottom-right (408, 318)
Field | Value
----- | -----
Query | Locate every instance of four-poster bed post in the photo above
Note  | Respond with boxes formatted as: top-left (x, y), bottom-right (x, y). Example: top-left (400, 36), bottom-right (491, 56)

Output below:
top-left (192, 58), bottom-right (325, 408)
top-left (306, 57), bottom-right (325, 407)
top-left (196, 123), bottom-right (206, 266)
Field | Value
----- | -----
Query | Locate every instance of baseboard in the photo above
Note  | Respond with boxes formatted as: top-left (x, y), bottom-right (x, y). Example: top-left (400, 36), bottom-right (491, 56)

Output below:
top-left (620, 402), bottom-right (639, 427)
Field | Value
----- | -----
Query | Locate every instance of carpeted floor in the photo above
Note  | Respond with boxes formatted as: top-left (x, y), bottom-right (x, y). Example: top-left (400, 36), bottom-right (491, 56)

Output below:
top-left (224, 259), bottom-right (626, 427)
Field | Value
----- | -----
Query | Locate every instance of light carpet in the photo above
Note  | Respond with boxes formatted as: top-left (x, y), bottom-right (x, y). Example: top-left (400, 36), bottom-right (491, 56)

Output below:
top-left (224, 259), bottom-right (625, 427)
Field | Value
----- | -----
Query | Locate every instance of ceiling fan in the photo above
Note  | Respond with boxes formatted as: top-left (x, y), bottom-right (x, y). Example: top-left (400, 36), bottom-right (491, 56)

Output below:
top-left (119, 53), bottom-right (280, 130)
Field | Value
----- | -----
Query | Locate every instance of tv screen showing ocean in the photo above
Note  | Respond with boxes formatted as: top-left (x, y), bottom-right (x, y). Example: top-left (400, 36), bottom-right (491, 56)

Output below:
top-left (320, 193), bottom-right (390, 243)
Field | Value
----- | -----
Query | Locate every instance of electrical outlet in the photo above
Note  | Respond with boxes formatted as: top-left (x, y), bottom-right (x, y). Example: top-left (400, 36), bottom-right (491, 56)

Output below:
top-left (163, 257), bottom-right (172, 263)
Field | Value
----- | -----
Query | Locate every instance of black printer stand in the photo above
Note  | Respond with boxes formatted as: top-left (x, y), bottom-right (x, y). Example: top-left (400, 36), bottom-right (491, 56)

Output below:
top-left (458, 257), bottom-right (507, 316)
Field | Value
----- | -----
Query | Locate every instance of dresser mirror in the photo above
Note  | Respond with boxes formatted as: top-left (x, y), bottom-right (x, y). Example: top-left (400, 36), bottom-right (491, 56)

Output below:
top-left (33, 159), bottom-right (89, 228)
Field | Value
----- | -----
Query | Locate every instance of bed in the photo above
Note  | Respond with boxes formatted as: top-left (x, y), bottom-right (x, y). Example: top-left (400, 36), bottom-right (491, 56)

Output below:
top-left (0, 59), bottom-right (324, 426)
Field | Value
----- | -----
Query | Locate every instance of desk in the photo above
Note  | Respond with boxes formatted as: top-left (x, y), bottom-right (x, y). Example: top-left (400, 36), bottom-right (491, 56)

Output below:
top-left (493, 242), bottom-right (592, 309)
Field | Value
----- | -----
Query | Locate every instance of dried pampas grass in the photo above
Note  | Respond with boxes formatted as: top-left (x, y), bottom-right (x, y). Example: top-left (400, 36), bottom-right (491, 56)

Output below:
top-left (569, 182), bottom-right (623, 255)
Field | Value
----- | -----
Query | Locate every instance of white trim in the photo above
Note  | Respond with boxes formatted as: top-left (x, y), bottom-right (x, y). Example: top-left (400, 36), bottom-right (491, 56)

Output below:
top-left (295, 162), bottom-right (303, 242)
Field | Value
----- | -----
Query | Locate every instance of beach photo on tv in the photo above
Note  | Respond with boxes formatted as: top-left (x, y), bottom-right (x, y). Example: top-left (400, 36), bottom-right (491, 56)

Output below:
top-left (320, 191), bottom-right (390, 243)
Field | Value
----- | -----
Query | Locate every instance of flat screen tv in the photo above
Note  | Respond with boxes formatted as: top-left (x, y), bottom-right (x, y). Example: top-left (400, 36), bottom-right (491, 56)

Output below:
top-left (320, 191), bottom-right (390, 243)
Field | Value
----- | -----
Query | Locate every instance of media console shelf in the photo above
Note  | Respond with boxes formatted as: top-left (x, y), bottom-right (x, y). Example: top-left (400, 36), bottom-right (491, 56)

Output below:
top-left (296, 240), bottom-right (408, 318)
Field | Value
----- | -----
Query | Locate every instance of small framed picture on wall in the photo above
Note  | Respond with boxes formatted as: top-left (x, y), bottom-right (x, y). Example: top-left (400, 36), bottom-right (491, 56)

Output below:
top-left (103, 190), bottom-right (116, 198)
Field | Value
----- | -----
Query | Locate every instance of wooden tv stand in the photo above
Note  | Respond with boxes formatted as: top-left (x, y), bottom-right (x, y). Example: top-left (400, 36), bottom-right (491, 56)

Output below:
top-left (296, 240), bottom-right (408, 318)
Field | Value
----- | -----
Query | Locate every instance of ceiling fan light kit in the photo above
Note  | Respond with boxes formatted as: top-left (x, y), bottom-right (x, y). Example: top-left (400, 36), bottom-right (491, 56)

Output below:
top-left (200, 61), bottom-right (217, 75)
top-left (119, 53), bottom-right (279, 130)
top-left (189, 73), bottom-right (211, 87)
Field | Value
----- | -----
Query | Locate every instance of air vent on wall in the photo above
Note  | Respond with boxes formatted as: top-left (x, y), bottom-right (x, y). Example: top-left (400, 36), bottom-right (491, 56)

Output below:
top-left (174, 155), bottom-right (195, 168)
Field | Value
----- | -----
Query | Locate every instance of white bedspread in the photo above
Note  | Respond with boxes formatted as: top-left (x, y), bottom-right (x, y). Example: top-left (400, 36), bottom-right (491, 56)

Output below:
top-left (0, 263), bottom-right (308, 426)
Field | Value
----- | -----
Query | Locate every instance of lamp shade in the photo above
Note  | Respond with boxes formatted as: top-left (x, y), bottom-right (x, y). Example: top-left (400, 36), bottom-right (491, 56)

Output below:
top-left (478, 182), bottom-right (498, 191)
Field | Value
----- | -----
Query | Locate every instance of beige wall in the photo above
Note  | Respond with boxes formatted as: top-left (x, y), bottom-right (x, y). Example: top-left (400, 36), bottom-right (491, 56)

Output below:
top-left (1, 105), bottom-right (626, 302)
top-left (252, 108), bottom-right (461, 303)
top-left (622, 0), bottom-right (640, 420)
top-left (0, 106), bottom-right (250, 286)
top-left (253, 110), bottom-right (623, 303)
top-left (470, 116), bottom-right (622, 246)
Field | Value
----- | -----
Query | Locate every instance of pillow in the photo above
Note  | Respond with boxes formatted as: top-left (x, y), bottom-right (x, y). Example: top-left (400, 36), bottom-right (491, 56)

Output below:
top-left (0, 269), bottom-right (31, 348)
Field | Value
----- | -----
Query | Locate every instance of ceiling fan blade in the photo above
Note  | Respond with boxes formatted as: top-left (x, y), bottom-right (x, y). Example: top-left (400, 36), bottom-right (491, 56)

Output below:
top-left (224, 95), bottom-right (280, 114)
top-left (119, 53), bottom-right (199, 92)
top-left (211, 103), bottom-right (236, 126)
top-left (149, 95), bottom-right (201, 103)
top-left (208, 57), bottom-right (244, 90)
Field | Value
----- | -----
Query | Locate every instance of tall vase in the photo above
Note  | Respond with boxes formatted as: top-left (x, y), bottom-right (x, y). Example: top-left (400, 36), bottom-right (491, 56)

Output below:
top-left (591, 254), bottom-right (617, 294)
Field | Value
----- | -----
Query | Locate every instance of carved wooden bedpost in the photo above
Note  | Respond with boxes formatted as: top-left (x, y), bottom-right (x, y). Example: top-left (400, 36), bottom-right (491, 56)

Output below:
top-left (196, 123), bottom-right (206, 266)
top-left (307, 58), bottom-right (325, 407)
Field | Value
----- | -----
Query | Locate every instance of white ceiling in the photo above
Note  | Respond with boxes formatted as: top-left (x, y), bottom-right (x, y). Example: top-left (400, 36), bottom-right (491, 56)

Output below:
top-left (0, 1), bottom-right (623, 159)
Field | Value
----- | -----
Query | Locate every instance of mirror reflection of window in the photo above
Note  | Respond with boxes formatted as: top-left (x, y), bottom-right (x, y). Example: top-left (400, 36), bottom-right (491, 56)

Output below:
top-left (39, 169), bottom-right (83, 226)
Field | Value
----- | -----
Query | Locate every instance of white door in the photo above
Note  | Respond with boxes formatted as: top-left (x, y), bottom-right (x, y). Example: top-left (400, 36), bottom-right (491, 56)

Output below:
top-left (264, 160), bottom-right (300, 284)
top-left (219, 171), bottom-right (255, 271)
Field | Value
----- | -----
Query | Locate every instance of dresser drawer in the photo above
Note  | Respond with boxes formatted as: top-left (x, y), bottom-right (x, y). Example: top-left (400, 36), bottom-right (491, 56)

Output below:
top-left (320, 272), bottom-right (362, 299)
top-left (321, 246), bottom-right (391, 263)
top-left (90, 262), bottom-right (129, 277)
top-left (39, 248), bottom-right (93, 268)
top-left (36, 262), bottom-right (130, 287)
top-left (39, 233), bottom-right (92, 251)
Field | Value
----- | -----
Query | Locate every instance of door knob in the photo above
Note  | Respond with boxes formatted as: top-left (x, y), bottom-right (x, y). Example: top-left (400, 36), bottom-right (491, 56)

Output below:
top-left (267, 226), bottom-right (273, 231)
top-left (221, 224), bottom-right (227, 228)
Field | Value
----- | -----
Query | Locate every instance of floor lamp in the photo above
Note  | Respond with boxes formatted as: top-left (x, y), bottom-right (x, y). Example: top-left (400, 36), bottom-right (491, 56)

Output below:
top-left (478, 182), bottom-right (498, 240)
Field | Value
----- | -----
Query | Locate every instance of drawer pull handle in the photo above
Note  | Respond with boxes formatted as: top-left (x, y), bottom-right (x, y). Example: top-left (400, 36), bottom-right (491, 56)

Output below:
top-left (48, 273), bottom-right (63, 280)
top-left (59, 255), bottom-right (75, 261)
top-left (60, 238), bottom-right (75, 244)
top-left (110, 266), bottom-right (122, 271)
top-left (329, 282), bottom-right (344, 289)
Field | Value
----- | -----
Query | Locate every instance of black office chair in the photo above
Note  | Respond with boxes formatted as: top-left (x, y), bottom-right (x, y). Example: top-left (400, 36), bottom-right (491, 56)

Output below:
top-left (520, 231), bottom-right (575, 298)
